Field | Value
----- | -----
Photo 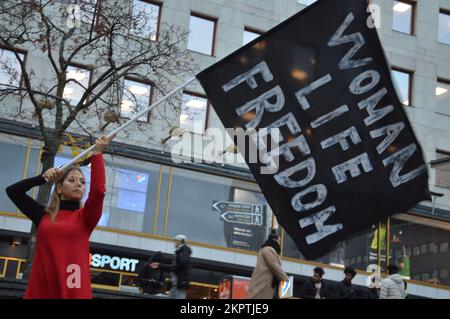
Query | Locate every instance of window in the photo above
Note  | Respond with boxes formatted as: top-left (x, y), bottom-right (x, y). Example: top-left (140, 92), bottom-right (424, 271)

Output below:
top-left (440, 269), bottom-right (449, 279)
top-left (97, 212), bottom-right (110, 227)
top-left (54, 153), bottom-right (159, 234)
top-left (101, 160), bottom-right (161, 234)
top-left (413, 245), bottom-right (420, 256)
top-left (0, 48), bottom-right (24, 89)
top-left (113, 168), bottom-right (149, 213)
top-left (130, 0), bottom-right (161, 41)
top-left (430, 243), bottom-right (438, 253)
top-left (436, 150), bottom-right (450, 188)
top-left (179, 92), bottom-right (208, 134)
top-left (243, 28), bottom-right (262, 46)
top-left (187, 14), bottom-right (216, 55)
top-left (166, 167), bottom-right (272, 252)
top-left (420, 243), bottom-right (428, 254)
top-left (392, 1), bottom-right (415, 35)
top-left (421, 273), bottom-right (430, 281)
top-left (120, 78), bottom-right (152, 121)
top-left (438, 10), bottom-right (450, 45)
top-left (63, 65), bottom-right (91, 106)
top-left (91, 269), bottom-right (120, 287)
top-left (0, 138), bottom-right (37, 214)
top-left (436, 79), bottom-right (450, 116)
top-left (297, 0), bottom-right (317, 6)
top-left (79, 0), bottom-right (98, 25)
top-left (440, 242), bottom-right (449, 253)
top-left (391, 68), bottom-right (412, 106)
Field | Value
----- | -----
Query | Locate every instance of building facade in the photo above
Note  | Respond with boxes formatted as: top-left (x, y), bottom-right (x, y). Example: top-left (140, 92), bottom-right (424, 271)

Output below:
top-left (0, 0), bottom-right (450, 298)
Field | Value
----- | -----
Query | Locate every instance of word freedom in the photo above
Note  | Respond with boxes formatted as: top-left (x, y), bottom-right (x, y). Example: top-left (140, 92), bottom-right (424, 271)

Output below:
top-left (220, 13), bottom-right (426, 245)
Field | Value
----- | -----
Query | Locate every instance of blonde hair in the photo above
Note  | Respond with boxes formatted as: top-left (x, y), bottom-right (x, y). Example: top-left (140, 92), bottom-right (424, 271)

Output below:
top-left (46, 167), bottom-right (84, 222)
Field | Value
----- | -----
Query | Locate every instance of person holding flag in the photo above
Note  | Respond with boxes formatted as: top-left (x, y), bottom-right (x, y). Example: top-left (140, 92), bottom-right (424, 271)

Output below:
top-left (5, 135), bottom-right (115, 298)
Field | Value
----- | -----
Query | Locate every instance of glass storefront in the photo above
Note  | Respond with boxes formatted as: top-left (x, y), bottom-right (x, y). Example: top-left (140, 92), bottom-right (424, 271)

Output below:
top-left (388, 218), bottom-right (450, 286)
top-left (0, 132), bottom-right (449, 292)
top-left (0, 236), bottom-right (27, 279)
top-left (49, 141), bottom-right (274, 254)
top-left (282, 216), bottom-right (450, 287)
top-left (167, 167), bottom-right (273, 252)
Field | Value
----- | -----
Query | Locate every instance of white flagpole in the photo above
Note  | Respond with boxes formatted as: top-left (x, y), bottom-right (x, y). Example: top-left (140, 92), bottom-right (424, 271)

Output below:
top-left (59, 76), bottom-right (197, 170)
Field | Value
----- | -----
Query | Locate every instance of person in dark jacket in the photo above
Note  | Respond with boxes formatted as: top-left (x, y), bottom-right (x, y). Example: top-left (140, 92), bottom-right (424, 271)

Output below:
top-left (171, 234), bottom-right (192, 299)
top-left (300, 267), bottom-right (331, 299)
top-left (336, 267), bottom-right (357, 299)
top-left (138, 251), bottom-right (166, 295)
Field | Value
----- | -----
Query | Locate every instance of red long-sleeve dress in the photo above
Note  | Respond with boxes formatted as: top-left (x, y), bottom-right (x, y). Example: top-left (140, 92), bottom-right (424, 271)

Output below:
top-left (6, 153), bottom-right (106, 299)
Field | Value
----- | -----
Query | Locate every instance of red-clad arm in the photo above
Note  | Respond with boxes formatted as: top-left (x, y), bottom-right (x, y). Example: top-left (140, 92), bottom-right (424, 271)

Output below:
top-left (82, 153), bottom-right (106, 233)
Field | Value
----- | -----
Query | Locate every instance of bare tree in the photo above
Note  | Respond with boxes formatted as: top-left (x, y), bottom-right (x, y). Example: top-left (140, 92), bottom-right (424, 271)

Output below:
top-left (0, 0), bottom-right (195, 277)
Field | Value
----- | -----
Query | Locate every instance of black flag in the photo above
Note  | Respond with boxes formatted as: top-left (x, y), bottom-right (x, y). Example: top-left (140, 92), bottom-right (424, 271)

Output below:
top-left (196, 0), bottom-right (430, 259)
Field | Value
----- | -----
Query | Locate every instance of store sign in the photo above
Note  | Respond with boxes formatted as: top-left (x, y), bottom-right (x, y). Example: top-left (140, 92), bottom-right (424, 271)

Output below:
top-left (90, 253), bottom-right (140, 272)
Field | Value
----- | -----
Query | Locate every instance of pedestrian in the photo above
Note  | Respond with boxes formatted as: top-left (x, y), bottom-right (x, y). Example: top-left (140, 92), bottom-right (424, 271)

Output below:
top-left (138, 251), bottom-right (166, 295)
top-left (380, 264), bottom-right (406, 299)
top-left (6, 135), bottom-right (115, 299)
top-left (171, 234), bottom-right (192, 299)
top-left (336, 267), bottom-right (357, 299)
top-left (300, 267), bottom-right (331, 299)
top-left (248, 230), bottom-right (289, 299)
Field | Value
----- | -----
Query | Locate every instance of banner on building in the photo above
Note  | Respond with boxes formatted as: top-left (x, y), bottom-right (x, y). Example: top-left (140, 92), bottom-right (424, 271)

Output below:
top-left (197, 0), bottom-right (430, 258)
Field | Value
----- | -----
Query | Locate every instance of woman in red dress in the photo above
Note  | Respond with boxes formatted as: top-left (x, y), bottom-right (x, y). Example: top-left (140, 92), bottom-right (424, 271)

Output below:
top-left (6, 135), bottom-right (114, 299)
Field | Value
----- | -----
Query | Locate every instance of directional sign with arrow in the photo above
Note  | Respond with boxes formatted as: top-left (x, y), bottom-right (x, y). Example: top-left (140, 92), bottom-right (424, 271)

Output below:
top-left (212, 201), bottom-right (265, 226)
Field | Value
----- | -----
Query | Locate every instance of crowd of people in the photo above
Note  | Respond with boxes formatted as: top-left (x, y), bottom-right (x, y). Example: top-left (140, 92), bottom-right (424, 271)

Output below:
top-left (248, 230), bottom-right (410, 299)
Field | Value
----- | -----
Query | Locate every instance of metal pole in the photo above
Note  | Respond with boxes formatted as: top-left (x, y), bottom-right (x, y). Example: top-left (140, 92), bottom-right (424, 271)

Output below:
top-left (386, 218), bottom-right (390, 270)
top-left (377, 223), bottom-right (381, 272)
top-left (59, 76), bottom-right (197, 170)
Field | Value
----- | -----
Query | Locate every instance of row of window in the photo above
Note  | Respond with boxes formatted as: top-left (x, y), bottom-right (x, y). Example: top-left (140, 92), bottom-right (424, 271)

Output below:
top-left (75, 0), bottom-right (263, 55)
top-left (192, 0), bottom-right (450, 54)
top-left (412, 269), bottom-right (448, 282)
top-left (411, 241), bottom-right (449, 256)
top-left (0, 47), bottom-right (209, 134)
top-left (345, 255), bottom-right (369, 266)
top-left (68, 1), bottom-right (450, 56)
top-left (1, 45), bottom-right (449, 136)
top-left (298, 0), bottom-right (450, 45)
top-left (343, 241), bottom-right (450, 267)
top-left (0, 137), bottom-right (273, 248)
